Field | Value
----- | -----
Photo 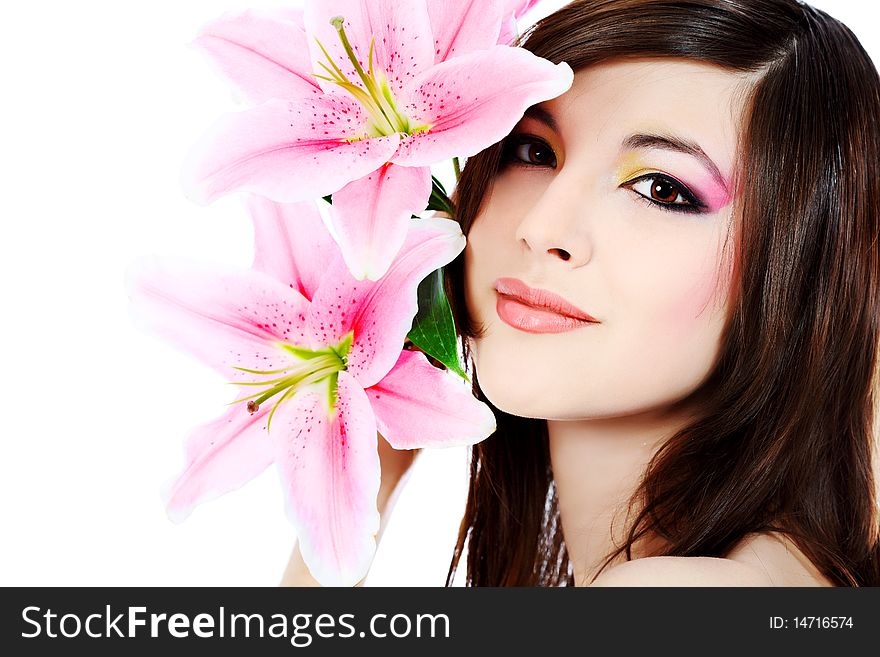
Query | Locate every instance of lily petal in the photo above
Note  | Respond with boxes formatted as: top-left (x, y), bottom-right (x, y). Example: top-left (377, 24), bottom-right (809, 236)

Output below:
top-left (393, 45), bottom-right (574, 167)
top-left (273, 371), bottom-right (380, 587)
top-left (248, 196), bottom-right (338, 301)
top-left (426, 0), bottom-right (504, 62)
top-left (306, 216), bottom-right (465, 388)
top-left (182, 96), bottom-right (400, 205)
top-left (497, 20), bottom-right (517, 47)
top-left (329, 163), bottom-right (432, 282)
top-left (498, 0), bottom-right (541, 45)
top-left (367, 349), bottom-right (496, 449)
top-left (162, 403), bottom-right (275, 522)
top-left (500, 0), bottom-right (541, 18)
top-left (304, 0), bottom-right (434, 101)
top-left (126, 256), bottom-right (313, 379)
top-left (194, 8), bottom-right (320, 104)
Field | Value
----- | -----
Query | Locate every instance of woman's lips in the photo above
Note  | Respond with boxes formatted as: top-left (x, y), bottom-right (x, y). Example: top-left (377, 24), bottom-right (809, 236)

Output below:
top-left (494, 277), bottom-right (597, 321)
top-left (493, 277), bottom-right (599, 334)
top-left (495, 295), bottom-right (597, 333)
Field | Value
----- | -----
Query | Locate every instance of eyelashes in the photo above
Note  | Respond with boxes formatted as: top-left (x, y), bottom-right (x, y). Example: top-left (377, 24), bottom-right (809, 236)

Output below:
top-left (499, 133), bottom-right (708, 215)
top-left (623, 173), bottom-right (707, 214)
top-left (501, 133), bottom-right (557, 168)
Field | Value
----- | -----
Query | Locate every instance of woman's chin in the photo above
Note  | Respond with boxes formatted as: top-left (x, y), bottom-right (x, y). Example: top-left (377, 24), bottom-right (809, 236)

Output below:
top-left (476, 370), bottom-right (591, 420)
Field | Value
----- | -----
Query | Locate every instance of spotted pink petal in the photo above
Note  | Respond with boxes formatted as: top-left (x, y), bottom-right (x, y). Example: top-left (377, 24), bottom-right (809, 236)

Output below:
top-left (426, 0), bottom-right (505, 62)
top-left (162, 403), bottom-right (275, 522)
top-left (248, 196), bottom-right (337, 301)
top-left (366, 350), bottom-right (496, 449)
top-left (393, 45), bottom-right (573, 167)
top-left (306, 216), bottom-right (465, 388)
top-left (329, 164), bottom-right (432, 281)
top-left (193, 8), bottom-right (320, 104)
top-left (125, 256), bottom-right (313, 379)
top-left (181, 95), bottom-right (400, 205)
top-left (272, 371), bottom-right (380, 587)
top-left (303, 0), bottom-right (434, 101)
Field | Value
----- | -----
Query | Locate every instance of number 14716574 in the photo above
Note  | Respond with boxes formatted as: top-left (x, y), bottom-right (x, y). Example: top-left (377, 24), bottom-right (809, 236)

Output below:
top-left (769, 617), bottom-right (854, 629)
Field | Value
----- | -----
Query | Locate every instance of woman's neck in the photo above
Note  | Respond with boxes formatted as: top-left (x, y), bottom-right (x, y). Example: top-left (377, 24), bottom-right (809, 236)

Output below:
top-left (547, 408), bottom-right (690, 585)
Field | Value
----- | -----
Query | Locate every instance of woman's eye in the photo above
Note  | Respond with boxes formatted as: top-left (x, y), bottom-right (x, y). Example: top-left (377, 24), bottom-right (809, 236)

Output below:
top-left (501, 135), bottom-right (557, 168)
top-left (625, 174), bottom-right (706, 214)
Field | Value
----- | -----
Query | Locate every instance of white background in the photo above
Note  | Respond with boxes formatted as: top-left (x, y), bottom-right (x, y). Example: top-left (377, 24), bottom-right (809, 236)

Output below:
top-left (1, 1), bottom-right (877, 586)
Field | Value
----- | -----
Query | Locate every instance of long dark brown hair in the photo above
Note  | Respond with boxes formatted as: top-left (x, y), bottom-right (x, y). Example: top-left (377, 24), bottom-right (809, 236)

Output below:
top-left (444, 0), bottom-right (880, 586)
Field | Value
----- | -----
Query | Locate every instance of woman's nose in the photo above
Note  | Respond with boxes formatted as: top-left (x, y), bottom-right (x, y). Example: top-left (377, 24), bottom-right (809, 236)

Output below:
top-left (514, 175), bottom-right (594, 268)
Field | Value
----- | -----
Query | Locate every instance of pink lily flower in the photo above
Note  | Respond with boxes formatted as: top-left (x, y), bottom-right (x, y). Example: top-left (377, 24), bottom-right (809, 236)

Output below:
top-left (182, 0), bottom-right (573, 281)
top-left (127, 198), bottom-right (496, 586)
top-left (498, 0), bottom-right (543, 45)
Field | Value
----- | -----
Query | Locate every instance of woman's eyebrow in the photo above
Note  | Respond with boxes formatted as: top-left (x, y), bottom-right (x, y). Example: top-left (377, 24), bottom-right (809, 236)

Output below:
top-left (622, 133), bottom-right (729, 193)
top-left (520, 109), bottom-right (731, 194)
top-left (522, 105), bottom-right (559, 132)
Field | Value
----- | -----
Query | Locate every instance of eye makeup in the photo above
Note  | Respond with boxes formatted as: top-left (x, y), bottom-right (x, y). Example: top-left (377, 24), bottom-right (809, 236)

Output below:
top-left (616, 139), bottom-right (733, 213)
top-left (500, 133), bottom-right (557, 169)
top-left (502, 111), bottom-right (736, 213)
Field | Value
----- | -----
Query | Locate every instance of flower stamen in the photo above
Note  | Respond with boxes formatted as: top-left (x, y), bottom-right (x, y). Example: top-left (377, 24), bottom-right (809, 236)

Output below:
top-left (230, 333), bottom-right (354, 430)
top-left (309, 16), bottom-right (424, 138)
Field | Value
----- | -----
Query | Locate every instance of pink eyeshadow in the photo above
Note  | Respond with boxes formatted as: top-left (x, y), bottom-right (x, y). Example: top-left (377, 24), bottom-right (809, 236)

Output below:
top-left (690, 174), bottom-right (733, 213)
top-left (616, 154), bottom-right (734, 214)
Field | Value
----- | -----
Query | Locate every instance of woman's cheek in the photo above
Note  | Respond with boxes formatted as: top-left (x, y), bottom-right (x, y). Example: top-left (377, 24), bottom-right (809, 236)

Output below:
top-left (641, 255), bottom-right (732, 395)
top-left (616, 235), bottom-right (731, 377)
top-left (666, 259), bottom-right (729, 331)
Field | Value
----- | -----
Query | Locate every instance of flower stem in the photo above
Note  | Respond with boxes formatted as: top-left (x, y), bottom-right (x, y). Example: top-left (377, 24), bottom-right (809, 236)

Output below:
top-left (453, 157), bottom-right (461, 180)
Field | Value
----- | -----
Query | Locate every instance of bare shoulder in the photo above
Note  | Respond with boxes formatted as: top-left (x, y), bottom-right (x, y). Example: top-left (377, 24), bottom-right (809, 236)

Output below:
top-left (724, 532), bottom-right (834, 587)
top-left (589, 556), bottom-right (773, 587)
top-left (589, 533), bottom-right (834, 587)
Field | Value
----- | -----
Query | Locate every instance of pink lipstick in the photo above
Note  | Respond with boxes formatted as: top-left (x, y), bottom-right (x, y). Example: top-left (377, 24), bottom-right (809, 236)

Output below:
top-left (494, 277), bottom-right (598, 334)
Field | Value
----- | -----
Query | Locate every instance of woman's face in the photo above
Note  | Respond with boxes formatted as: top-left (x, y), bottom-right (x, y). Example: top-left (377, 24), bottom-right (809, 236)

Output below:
top-left (464, 58), bottom-right (753, 420)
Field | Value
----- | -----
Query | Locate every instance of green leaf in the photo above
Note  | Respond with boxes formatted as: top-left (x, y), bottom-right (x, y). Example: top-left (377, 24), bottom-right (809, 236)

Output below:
top-left (406, 267), bottom-right (469, 381)
top-left (432, 175), bottom-right (448, 198)
top-left (427, 176), bottom-right (455, 215)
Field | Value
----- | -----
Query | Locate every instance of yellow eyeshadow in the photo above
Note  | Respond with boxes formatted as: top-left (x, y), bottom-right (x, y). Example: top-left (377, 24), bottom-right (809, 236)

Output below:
top-left (615, 153), bottom-right (652, 185)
